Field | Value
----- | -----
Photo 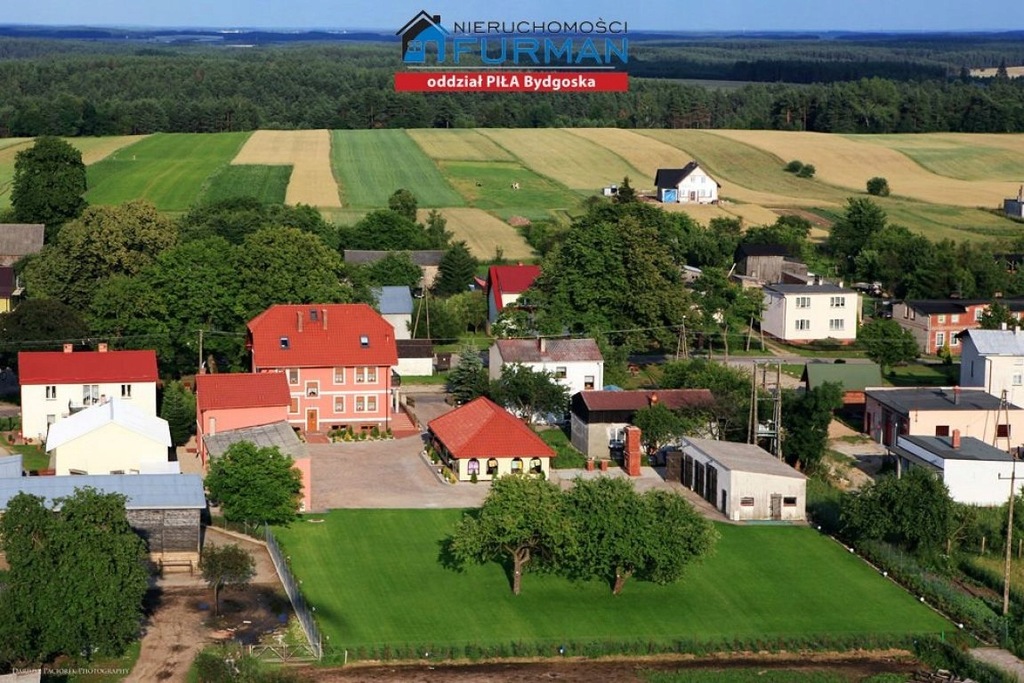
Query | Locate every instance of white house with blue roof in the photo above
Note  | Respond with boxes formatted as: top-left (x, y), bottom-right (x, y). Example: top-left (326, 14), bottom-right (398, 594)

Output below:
top-left (960, 328), bottom-right (1024, 405)
top-left (373, 285), bottom-right (414, 340)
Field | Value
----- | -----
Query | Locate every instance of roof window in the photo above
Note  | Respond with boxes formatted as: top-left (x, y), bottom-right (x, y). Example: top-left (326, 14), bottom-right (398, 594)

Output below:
top-left (310, 309), bottom-right (319, 322)
top-left (280, 336), bottom-right (290, 350)
top-left (360, 335), bottom-right (370, 348)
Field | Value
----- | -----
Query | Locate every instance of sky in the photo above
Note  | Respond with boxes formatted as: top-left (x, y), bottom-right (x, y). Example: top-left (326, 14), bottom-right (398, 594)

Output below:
top-left (2, 0), bottom-right (1022, 33)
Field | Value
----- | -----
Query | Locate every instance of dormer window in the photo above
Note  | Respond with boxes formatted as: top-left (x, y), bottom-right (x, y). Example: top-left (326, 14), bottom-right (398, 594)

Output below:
top-left (310, 309), bottom-right (319, 322)
top-left (280, 337), bottom-right (290, 350)
top-left (360, 335), bottom-right (370, 348)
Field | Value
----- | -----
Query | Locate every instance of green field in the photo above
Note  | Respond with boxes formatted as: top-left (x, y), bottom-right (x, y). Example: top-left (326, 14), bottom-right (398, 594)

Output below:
top-left (855, 133), bottom-right (1024, 182)
top-left (440, 160), bottom-right (581, 219)
top-left (331, 129), bottom-right (464, 208)
top-left (274, 510), bottom-right (949, 652)
top-left (85, 132), bottom-right (250, 210)
top-left (200, 164), bottom-right (291, 204)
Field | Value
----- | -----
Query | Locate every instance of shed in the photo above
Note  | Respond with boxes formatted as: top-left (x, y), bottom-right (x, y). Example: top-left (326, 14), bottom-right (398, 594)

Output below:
top-left (0, 474), bottom-right (206, 567)
top-left (678, 437), bottom-right (806, 521)
top-left (801, 362), bottom-right (883, 407)
top-left (890, 433), bottom-right (1016, 506)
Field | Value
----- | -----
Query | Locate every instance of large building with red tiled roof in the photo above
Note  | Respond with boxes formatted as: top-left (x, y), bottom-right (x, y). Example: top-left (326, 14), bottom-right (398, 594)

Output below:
top-left (247, 304), bottom-right (398, 434)
top-left (18, 345), bottom-right (159, 442)
top-left (428, 396), bottom-right (554, 481)
top-left (195, 372), bottom-right (291, 463)
top-left (486, 264), bottom-right (540, 326)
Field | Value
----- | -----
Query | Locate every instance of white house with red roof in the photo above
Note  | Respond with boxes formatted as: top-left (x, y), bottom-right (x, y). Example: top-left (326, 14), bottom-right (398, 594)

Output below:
top-left (247, 304), bottom-right (398, 435)
top-left (195, 372), bottom-right (291, 463)
top-left (18, 345), bottom-right (158, 442)
top-left (486, 264), bottom-right (541, 326)
top-left (428, 396), bottom-right (554, 482)
top-left (489, 337), bottom-right (604, 397)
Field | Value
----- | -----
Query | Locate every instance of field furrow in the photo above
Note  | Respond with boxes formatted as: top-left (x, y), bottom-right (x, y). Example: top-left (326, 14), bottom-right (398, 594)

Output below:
top-left (408, 129), bottom-right (515, 162)
top-left (852, 133), bottom-right (1024, 181)
top-left (232, 129), bottom-right (339, 207)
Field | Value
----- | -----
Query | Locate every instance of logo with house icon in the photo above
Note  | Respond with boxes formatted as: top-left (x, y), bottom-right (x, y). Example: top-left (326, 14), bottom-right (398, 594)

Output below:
top-left (396, 11), bottom-right (450, 64)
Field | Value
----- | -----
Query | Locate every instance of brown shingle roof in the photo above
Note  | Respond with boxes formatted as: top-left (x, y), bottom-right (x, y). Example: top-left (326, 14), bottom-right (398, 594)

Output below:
top-left (494, 338), bottom-right (603, 364)
top-left (0, 223), bottom-right (44, 265)
top-left (578, 389), bottom-right (715, 412)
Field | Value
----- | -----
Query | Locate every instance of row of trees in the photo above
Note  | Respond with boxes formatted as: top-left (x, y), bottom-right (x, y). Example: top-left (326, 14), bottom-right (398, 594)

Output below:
top-left (448, 474), bottom-right (717, 595)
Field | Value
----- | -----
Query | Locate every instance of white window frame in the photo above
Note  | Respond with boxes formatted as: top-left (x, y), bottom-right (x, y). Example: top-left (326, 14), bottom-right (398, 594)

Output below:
top-left (121, 384), bottom-right (132, 399)
top-left (974, 308), bottom-right (984, 322)
top-left (355, 367), bottom-right (377, 383)
top-left (937, 314), bottom-right (946, 324)
top-left (287, 368), bottom-right (299, 385)
top-left (829, 318), bottom-right (845, 331)
top-left (830, 296), bottom-right (846, 309)
top-left (333, 396), bottom-right (346, 412)
top-left (950, 335), bottom-right (960, 347)
top-left (83, 384), bottom-right (100, 405)
top-left (935, 332), bottom-right (946, 348)
top-left (795, 319), bottom-right (810, 331)
top-left (334, 367), bottom-right (346, 385)
top-left (305, 381), bottom-right (319, 398)
top-left (45, 385), bottom-right (57, 400)
top-left (795, 296), bottom-right (811, 309)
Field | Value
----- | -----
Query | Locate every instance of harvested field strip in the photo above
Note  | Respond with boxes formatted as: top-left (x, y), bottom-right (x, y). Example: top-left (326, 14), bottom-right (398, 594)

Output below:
top-left (86, 132), bottom-right (249, 211)
top-left (232, 129), bottom-right (340, 207)
top-left (0, 138), bottom-right (31, 151)
top-left (69, 135), bottom-right (149, 165)
top-left (408, 129), bottom-right (514, 161)
top-left (853, 133), bottom-right (1024, 181)
top-left (440, 160), bottom-right (580, 218)
top-left (200, 165), bottom-right (290, 205)
top-left (640, 130), bottom-right (844, 206)
top-left (661, 200), bottom-right (782, 228)
top-left (478, 128), bottom-right (646, 192)
top-left (331, 130), bottom-right (463, 208)
top-left (566, 128), bottom-right (690, 192)
top-left (710, 129), bottom-right (1022, 207)
top-left (425, 207), bottom-right (534, 261)
top-left (0, 139), bottom-right (33, 209)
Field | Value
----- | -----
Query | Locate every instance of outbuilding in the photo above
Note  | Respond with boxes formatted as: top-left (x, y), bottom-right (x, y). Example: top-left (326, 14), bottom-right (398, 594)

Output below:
top-left (889, 432), bottom-right (1016, 506)
top-left (677, 437), bottom-right (806, 521)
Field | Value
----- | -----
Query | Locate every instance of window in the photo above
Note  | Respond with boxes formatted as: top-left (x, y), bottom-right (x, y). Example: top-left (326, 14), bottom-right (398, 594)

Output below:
top-left (530, 457), bottom-right (543, 474)
top-left (830, 296), bottom-right (846, 308)
top-left (334, 396), bottom-right (345, 412)
top-left (795, 319), bottom-right (811, 331)
top-left (511, 457), bottom-right (524, 474)
top-left (795, 296), bottom-right (811, 309)
top-left (998, 424), bottom-right (1012, 439)
top-left (829, 318), bottom-right (845, 331)
top-left (783, 497), bottom-right (798, 507)
top-left (121, 384), bottom-right (132, 398)
top-left (935, 425), bottom-right (950, 437)
top-left (287, 369), bottom-right (299, 385)
top-left (486, 458), bottom-right (499, 475)
top-left (280, 336), bottom-right (290, 350)
top-left (554, 366), bottom-right (567, 379)
top-left (951, 314), bottom-right (960, 323)
top-left (975, 308), bottom-right (984, 322)
top-left (937, 314), bottom-right (946, 324)
top-left (935, 332), bottom-right (946, 349)
top-left (305, 381), bottom-right (319, 398)
top-left (467, 458), bottom-right (480, 476)
top-left (356, 367), bottom-right (378, 383)
top-left (45, 385), bottom-right (57, 400)
top-left (359, 335), bottom-right (370, 348)
top-left (950, 335), bottom-right (960, 347)
top-left (355, 395), bottom-right (378, 412)
top-left (584, 375), bottom-right (595, 390)
top-left (333, 367), bottom-right (346, 384)
top-left (83, 384), bottom-right (99, 405)
top-left (740, 497), bottom-right (755, 507)
top-left (1014, 374), bottom-right (1023, 387)
top-left (289, 397), bottom-right (299, 414)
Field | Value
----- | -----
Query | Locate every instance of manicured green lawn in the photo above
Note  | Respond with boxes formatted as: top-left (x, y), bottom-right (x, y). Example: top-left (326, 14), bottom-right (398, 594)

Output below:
top-left (200, 164), bottom-right (290, 204)
top-left (885, 362), bottom-right (959, 387)
top-left (331, 130), bottom-right (464, 208)
top-left (274, 510), bottom-right (950, 652)
top-left (8, 443), bottom-right (49, 471)
top-left (85, 132), bottom-right (250, 210)
top-left (440, 160), bottom-right (581, 219)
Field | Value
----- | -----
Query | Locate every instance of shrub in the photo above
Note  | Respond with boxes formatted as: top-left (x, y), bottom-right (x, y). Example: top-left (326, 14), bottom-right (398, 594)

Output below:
top-left (784, 160), bottom-right (804, 173)
top-left (867, 176), bottom-right (891, 196)
top-left (797, 163), bottom-right (816, 178)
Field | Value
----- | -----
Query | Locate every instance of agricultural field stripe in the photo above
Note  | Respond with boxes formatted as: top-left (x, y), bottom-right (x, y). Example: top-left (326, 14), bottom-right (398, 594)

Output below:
top-left (232, 129), bottom-right (340, 207)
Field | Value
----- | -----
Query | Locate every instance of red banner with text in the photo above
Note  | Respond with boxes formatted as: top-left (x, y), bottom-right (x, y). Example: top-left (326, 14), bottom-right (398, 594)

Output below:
top-left (395, 71), bottom-right (628, 93)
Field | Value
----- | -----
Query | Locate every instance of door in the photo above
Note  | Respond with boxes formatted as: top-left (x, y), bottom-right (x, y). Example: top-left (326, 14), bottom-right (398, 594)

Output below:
top-left (770, 494), bottom-right (782, 521)
top-left (306, 408), bottom-right (318, 432)
top-left (721, 490), bottom-right (728, 514)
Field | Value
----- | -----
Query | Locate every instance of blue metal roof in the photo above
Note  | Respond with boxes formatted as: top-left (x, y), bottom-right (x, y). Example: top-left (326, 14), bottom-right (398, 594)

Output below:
top-left (0, 474), bottom-right (206, 510)
top-left (0, 454), bottom-right (23, 479)
top-left (374, 286), bottom-right (414, 315)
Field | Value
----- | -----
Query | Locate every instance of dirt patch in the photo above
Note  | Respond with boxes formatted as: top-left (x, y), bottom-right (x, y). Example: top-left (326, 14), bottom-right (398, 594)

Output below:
top-left (292, 649), bottom-right (923, 682)
top-left (773, 207), bottom-right (833, 229)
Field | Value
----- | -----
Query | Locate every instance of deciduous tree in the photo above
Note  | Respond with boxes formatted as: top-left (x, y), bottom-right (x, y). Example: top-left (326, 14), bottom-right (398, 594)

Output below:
top-left (866, 176), bottom-right (890, 196)
top-left (340, 209), bottom-right (435, 251)
top-left (827, 198), bottom-right (888, 275)
top-left (200, 544), bottom-right (256, 616)
top-left (489, 363), bottom-right (569, 424)
top-left (859, 318), bottom-right (920, 371)
top-left (11, 135), bottom-right (87, 225)
top-left (388, 188), bottom-right (418, 223)
top-left (359, 252), bottom-right (423, 289)
top-left (0, 298), bottom-right (90, 366)
top-left (632, 403), bottom-right (687, 455)
top-left (205, 442), bottom-right (303, 525)
top-left (980, 301), bottom-right (1018, 330)
top-left (781, 381), bottom-right (843, 473)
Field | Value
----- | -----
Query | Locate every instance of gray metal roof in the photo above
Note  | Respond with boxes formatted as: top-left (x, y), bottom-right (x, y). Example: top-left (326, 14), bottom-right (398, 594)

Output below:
top-left (865, 387), bottom-right (1021, 414)
top-left (374, 286), bottom-right (414, 315)
top-left (0, 453), bottom-right (23, 479)
top-left (680, 437), bottom-right (806, 479)
top-left (0, 474), bottom-right (206, 510)
top-left (962, 329), bottom-right (1024, 356)
top-left (204, 421), bottom-right (307, 461)
top-left (764, 283), bottom-right (854, 295)
top-left (897, 434), bottom-right (1015, 462)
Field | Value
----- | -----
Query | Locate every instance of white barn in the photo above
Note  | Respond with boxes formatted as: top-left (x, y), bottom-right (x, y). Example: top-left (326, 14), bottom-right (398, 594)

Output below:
top-left (678, 437), bottom-right (806, 521)
top-left (654, 162), bottom-right (719, 204)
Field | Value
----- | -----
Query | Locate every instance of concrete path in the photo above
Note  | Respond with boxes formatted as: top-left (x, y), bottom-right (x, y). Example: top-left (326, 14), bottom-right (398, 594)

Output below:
top-left (971, 647), bottom-right (1024, 681)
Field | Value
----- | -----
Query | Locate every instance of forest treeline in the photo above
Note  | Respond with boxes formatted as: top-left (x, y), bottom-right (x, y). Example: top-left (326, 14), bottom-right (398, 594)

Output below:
top-left (1, 40), bottom-right (1024, 135)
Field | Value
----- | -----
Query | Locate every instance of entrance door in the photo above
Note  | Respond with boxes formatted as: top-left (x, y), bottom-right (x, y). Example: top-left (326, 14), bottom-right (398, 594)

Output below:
top-left (306, 408), bottom-right (318, 432)
top-left (770, 494), bottom-right (782, 521)
top-left (721, 490), bottom-right (728, 514)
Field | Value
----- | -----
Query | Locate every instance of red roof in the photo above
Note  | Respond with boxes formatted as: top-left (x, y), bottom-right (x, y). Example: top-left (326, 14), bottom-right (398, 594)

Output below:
top-left (18, 350), bottom-right (158, 385)
top-left (248, 304), bottom-right (398, 369)
top-left (428, 397), bottom-right (555, 459)
top-left (487, 265), bottom-right (540, 313)
top-left (196, 372), bottom-right (290, 413)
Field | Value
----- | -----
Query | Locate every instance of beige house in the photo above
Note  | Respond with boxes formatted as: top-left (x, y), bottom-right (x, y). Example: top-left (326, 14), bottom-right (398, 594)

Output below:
top-left (761, 284), bottom-right (859, 343)
top-left (45, 399), bottom-right (174, 476)
top-left (863, 387), bottom-right (1024, 452)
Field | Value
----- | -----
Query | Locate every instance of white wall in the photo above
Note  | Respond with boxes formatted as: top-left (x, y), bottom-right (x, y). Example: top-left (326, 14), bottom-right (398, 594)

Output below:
top-left (944, 459), bottom-right (1016, 506)
top-left (488, 352), bottom-right (602, 397)
top-left (396, 356), bottom-right (433, 377)
top-left (761, 290), bottom-right (859, 342)
top-left (725, 470), bottom-right (807, 521)
top-left (675, 167), bottom-right (718, 204)
top-left (960, 344), bottom-right (1024, 406)
top-left (383, 313), bottom-right (412, 340)
top-left (53, 422), bottom-right (171, 476)
top-left (21, 381), bottom-right (158, 442)
top-left (454, 455), bottom-right (550, 481)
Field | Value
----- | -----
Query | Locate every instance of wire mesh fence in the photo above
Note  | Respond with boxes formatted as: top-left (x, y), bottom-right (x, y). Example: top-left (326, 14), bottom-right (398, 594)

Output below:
top-left (264, 524), bottom-right (323, 660)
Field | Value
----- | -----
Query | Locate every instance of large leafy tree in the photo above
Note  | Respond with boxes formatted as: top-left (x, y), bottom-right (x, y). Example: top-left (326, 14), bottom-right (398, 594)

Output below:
top-left (827, 198), bottom-right (888, 274)
top-left (200, 544), bottom-right (256, 617)
top-left (205, 442), bottom-right (303, 525)
top-left (448, 475), bottom-right (574, 595)
top-left (859, 318), bottom-right (920, 371)
top-left (339, 209), bottom-right (435, 251)
top-left (0, 298), bottom-right (90, 366)
top-left (358, 252), bottom-right (423, 289)
top-left (11, 135), bottom-right (87, 225)
top-left (0, 489), bottom-right (148, 666)
top-left (22, 200), bottom-right (178, 309)
top-left (180, 197), bottom-right (338, 248)
top-left (489, 363), bottom-right (569, 424)
top-left (632, 403), bottom-right (687, 455)
top-left (565, 478), bottom-right (718, 594)
top-left (661, 360), bottom-right (751, 440)
top-left (388, 188), bottom-right (418, 223)
top-left (980, 301), bottom-right (1018, 331)
top-left (781, 382), bottom-right (843, 474)
top-left (433, 241), bottom-right (477, 297)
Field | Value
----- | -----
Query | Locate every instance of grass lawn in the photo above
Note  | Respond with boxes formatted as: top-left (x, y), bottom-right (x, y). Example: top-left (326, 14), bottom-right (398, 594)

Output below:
top-left (8, 443), bottom-right (49, 471)
top-left (885, 362), bottom-right (958, 387)
top-left (199, 164), bottom-right (290, 205)
top-left (440, 160), bottom-right (580, 219)
top-left (537, 426), bottom-right (587, 469)
top-left (274, 510), bottom-right (950, 654)
top-left (331, 129), bottom-right (464, 208)
top-left (86, 132), bottom-right (250, 210)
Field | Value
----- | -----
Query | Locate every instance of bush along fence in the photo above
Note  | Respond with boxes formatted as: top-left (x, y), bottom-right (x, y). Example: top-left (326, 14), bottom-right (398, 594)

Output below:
top-left (264, 524), bottom-right (323, 661)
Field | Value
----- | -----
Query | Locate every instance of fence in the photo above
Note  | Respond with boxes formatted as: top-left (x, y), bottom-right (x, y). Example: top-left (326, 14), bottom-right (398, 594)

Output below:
top-left (264, 524), bottom-right (323, 660)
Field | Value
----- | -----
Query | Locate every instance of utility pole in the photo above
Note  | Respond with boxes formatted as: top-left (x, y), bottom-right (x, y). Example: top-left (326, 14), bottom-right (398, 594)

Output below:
top-left (1000, 459), bottom-right (1018, 616)
top-left (198, 329), bottom-right (204, 375)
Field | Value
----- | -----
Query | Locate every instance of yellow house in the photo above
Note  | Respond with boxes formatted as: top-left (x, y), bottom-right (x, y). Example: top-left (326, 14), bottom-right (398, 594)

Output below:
top-left (45, 399), bottom-right (175, 476)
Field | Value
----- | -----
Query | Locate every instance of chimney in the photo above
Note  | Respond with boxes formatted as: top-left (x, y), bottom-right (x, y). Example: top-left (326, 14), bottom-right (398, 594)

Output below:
top-left (538, 337), bottom-right (546, 353)
top-left (297, 310), bottom-right (303, 333)
top-left (952, 429), bottom-right (961, 449)
top-left (624, 426), bottom-right (643, 477)
top-left (97, 343), bottom-right (108, 353)
top-left (649, 392), bottom-right (659, 406)
top-left (322, 308), bottom-right (328, 331)
top-left (63, 343), bottom-right (73, 353)
top-left (1003, 322), bottom-right (1009, 331)
top-left (953, 385), bottom-right (961, 405)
